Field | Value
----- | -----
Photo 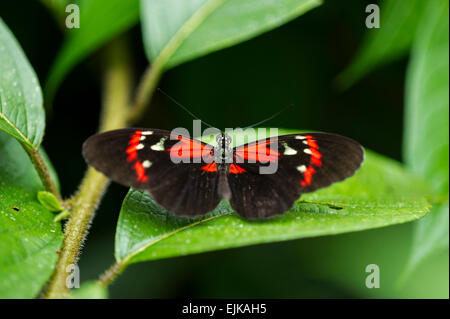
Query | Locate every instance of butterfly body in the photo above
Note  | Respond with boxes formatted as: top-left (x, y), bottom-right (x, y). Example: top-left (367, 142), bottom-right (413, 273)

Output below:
top-left (83, 129), bottom-right (364, 219)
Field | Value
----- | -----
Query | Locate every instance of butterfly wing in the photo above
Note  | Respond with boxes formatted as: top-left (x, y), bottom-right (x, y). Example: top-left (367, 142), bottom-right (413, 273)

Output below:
top-left (228, 133), bottom-right (364, 218)
top-left (83, 128), bottom-right (221, 216)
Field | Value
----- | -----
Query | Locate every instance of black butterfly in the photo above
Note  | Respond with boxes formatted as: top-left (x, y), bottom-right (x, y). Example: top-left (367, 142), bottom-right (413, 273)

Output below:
top-left (83, 129), bottom-right (364, 219)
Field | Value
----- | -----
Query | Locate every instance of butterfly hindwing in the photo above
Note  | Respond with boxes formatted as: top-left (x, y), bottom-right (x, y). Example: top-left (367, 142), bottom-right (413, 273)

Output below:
top-left (144, 160), bottom-right (221, 216)
top-left (83, 128), bottom-right (220, 216)
top-left (227, 133), bottom-right (364, 218)
top-left (226, 166), bottom-right (302, 218)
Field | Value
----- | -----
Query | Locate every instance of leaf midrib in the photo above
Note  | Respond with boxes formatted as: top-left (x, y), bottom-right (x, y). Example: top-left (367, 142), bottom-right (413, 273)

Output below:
top-left (118, 211), bottom-right (233, 264)
top-left (0, 105), bottom-right (33, 149)
top-left (117, 197), bottom-right (430, 264)
top-left (0, 26), bottom-right (34, 149)
top-left (153, 0), bottom-right (225, 68)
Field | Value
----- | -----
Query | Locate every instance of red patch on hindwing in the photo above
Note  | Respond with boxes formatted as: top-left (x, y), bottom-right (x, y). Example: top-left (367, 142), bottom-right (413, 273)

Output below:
top-left (229, 164), bottom-right (247, 174)
top-left (201, 162), bottom-right (218, 172)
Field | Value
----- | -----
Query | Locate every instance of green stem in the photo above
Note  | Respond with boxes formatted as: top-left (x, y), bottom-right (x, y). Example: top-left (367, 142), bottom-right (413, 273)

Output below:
top-left (94, 60), bottom-right (166, 289)
top-left (127, 59), bottom-right (163, 123)
top-left (45, 169), bottom-right (110, 298)
top-left (44, 38), bottom-right (132, 298)
top-left (44, 35), bottom-right (163, 298)
top-left (25, 146), bottom-right (62, 203)
top-left (97, 261), bottom-right (126, 288)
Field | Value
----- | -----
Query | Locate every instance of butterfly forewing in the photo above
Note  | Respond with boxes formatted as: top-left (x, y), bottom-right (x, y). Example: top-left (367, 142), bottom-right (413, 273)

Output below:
top-left (290, 133), bottom-right (364, 193)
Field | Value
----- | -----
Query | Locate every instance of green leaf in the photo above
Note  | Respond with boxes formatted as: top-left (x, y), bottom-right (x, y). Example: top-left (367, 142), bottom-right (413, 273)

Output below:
top-left (141, 0), bottom-right (322, 69)
top-left (404, 1), bottom-right (449, 195)
top-left (114, 129), bottom-right (431, 267)
top-left (37, 191), bottom-right (63, 212)
top-left (0, 18), bottom-right (45, 149)
top-left (45, 0), bottom-right (140, 100)
top-left (403, 0), bottom-right (449, 271)
top-left (69, 281), bottom-right (108, 299)
top-left (336, 0), bottom-right (425, 90)
top-left (0, 131), bottom-right (63, 298)
top-left (407, 203), bottom-right (449, 270)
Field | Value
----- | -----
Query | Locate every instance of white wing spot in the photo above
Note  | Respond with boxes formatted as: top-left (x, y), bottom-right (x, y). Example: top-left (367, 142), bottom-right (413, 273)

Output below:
top-left (302, 140), bottom-right (308, 145)
top-left (150, 137), bottom-right (167, 151)
top-left (142, 131), bottom-right (153, 135)
top-left (140, 136), bottom-right (146, 141)
top-left (136, 143), bottom-right (144, 150)
top-left (297, 165), bottom-right (307, 173)
top-left (295, 135), bottom-right (306, 139)
top-left (282, 142), bottom-right (297, 155)
top-left (142, 160), bottom-right (152, 168)
top-left (304, 148), bottom-right (312, 154)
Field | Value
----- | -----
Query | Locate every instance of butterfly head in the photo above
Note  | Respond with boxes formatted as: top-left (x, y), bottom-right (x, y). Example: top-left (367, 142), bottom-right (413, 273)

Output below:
top-left (216, 133), bottom-right (232, 148)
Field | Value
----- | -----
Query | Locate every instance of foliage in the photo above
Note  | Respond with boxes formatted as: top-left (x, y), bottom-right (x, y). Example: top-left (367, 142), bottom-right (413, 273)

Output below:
top-left (0, 0), bottom-right (447, 298)
top-left (0, 132), bottom-right (62, 298)
top-left (403, 0), bottom-right (449, 271)
top-left (0, 18), bottom-right (45, 149)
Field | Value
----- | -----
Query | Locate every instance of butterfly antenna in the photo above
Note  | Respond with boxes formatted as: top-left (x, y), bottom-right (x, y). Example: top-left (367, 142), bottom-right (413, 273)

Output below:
top-left (157, 88), bottom-right (215, 128)
top-left (242, 103), bottom-right (294, 130)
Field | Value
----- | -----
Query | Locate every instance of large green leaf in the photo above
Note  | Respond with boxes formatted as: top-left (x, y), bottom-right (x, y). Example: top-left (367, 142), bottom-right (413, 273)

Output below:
top-left (45, 0), bottom-right (140, 100)
top-left (336, 0), bottom-right (424, 90)
top-left (0, 131), bottom-right (63, 298)
top-left (114, 129), bottom-right (431, 267)
top-left (141, 0), bottom-right (322, 69)
top-left (0, 18), bottom-right (45, 149)
top-left (403, 0), bottom-right (449, 270)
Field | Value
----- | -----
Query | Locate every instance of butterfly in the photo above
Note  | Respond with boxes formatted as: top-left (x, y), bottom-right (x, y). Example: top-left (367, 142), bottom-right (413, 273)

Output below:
top-left (83, 129), bottom-right (364, 219)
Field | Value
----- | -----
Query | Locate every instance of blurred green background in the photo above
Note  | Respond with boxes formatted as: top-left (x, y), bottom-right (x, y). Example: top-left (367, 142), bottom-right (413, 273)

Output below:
top-left (1, 0), bottom-right (447, 298)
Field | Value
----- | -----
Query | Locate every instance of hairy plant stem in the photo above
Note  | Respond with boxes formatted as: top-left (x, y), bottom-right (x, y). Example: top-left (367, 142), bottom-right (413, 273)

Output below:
top-left (25, 146), bottom-right (62, 203)
top-left (45, 169), bottom-right (110, 298)
top-left (44, 38), bottom-right (134, 299)
top-left (97, 261), bottom-right (126, 288)
top-left (44, 29), bottom-right (164, 298)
